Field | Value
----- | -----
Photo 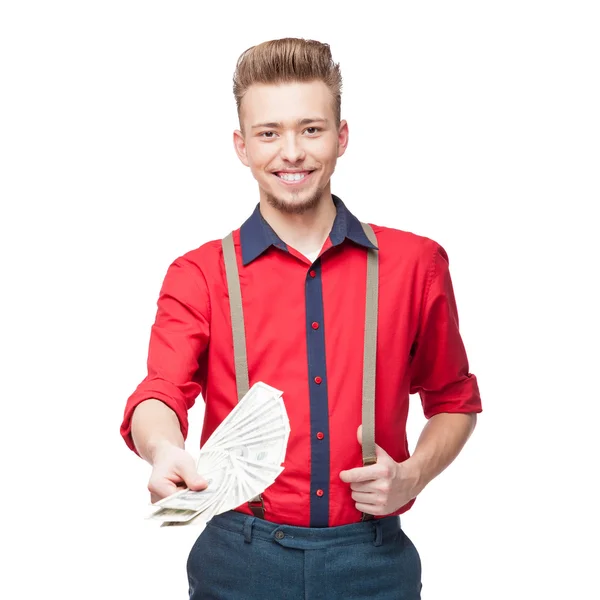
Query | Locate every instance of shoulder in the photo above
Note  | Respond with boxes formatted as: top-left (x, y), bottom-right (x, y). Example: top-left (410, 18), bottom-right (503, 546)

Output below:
top-left (156, 238), bottom-right (226, 293)
top-left (369, 223), bottom-right (448, 266)
top-left (172, 238), bottom-right (225, 272)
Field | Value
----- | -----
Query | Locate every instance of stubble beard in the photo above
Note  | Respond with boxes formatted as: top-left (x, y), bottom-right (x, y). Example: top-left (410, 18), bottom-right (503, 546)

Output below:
top-left (264, 185), bottom-right (326, 216)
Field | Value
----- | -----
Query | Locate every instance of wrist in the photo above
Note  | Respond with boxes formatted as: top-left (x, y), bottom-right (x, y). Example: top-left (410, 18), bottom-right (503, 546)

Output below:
top-left (147, 438), bottom-right (178, 465)
top-left (400, 455), bottom-right (429, 497)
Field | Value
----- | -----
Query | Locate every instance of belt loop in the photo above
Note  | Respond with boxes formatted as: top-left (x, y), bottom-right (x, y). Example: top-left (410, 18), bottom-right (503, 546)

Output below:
top-left (373, 520), bottom-right (383, 547)
top-left (243, 517), bottom-right (255, 544)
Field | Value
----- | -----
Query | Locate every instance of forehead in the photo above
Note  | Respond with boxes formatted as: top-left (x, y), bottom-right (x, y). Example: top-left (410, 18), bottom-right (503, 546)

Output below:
top-left (241, 80), bottom-right (335, 126)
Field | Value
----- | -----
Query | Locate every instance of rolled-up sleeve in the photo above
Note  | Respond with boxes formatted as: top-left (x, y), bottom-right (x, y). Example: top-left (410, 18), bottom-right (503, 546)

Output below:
top-left (409, 244), bottom-right (482, 418)
top-left (120, 256), bottom-right (211, 453)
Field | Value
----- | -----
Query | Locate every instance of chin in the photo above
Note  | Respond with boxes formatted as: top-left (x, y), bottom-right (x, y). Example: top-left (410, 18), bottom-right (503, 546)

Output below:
top-left (264, 187), bottom-right (325, 215)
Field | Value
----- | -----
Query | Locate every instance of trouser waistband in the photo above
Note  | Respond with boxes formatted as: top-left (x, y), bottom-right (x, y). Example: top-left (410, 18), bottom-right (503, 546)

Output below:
top-left (207, 510), bottom-right (402, 550)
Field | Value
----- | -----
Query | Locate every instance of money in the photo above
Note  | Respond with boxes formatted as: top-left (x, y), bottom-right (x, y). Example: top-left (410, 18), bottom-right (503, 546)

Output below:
top-left (147, 507), bottom-right (201, 523)
top-left (148, 382), bottom-right (290, 526)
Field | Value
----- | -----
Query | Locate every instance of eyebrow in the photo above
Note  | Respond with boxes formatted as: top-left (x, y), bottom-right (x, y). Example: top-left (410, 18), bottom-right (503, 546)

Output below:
top-left (251, 118), bottom-right (329, 129)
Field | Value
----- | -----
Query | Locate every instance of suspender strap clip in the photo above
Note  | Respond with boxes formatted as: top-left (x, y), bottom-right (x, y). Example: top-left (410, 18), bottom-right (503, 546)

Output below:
top-left (247, 495), bottom-right (265, 519)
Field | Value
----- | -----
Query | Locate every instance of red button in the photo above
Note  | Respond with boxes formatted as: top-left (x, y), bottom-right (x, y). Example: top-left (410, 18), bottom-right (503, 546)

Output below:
top-left (312, 322), bottom-right (319, 330)
top-left (316, 432), bottom-right (324, 440)
top-left (309, 270), bottom-right (316, 278)
top-left (314, 376), bottom-right (322, 384)
top-left (316, 489), bottom-right (324, 497)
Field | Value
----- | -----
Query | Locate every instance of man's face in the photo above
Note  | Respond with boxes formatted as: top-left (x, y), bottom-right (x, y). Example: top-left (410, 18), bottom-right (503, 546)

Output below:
top-left (233, 80), bottom-right (348, 215)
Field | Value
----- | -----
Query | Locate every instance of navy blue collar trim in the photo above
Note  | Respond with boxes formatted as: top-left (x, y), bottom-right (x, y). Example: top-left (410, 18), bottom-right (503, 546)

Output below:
top-left (239, 195), bottom-right (377, 266)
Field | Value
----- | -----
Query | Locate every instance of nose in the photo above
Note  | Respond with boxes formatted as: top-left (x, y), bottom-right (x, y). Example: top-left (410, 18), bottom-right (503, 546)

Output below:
top-left (279, 132), bottom-right (306, 163)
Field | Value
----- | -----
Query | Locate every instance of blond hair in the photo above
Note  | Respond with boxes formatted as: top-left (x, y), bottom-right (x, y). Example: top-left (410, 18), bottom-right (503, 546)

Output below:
top-left (233, 38), bottom-right (342, 128)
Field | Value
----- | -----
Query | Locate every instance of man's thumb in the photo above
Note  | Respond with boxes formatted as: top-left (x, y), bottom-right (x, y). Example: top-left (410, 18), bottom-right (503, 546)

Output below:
top-left (182, 464), bottom-right (207, 490)
top-left (357, 424), bottom-right (389, 461)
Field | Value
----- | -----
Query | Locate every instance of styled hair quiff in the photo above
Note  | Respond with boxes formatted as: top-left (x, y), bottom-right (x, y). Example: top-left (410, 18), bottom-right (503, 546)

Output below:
top-left (233, 38), bottom-right (342, 129)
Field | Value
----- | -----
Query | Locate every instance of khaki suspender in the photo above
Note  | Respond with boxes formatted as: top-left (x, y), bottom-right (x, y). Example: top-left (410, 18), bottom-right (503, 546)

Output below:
top-left (221, 223), bottom-right (379, 522)
top-left (359, 222), bottom-right (379, 472)
top-left (222, 233), bottom-right (251, 401)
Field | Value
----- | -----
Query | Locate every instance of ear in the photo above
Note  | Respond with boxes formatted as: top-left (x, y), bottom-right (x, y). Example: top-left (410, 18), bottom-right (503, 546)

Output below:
top-left (337, 119), bottom-right (349, 158)
top-left (233, 129), bottom-right (250, 167)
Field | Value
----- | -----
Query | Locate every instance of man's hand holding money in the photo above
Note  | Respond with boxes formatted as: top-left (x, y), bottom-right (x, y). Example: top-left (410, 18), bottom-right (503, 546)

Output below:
top-left (145, 382), bottom-right (290, 526)
top-left (148, 441), bottom-right (208, 503)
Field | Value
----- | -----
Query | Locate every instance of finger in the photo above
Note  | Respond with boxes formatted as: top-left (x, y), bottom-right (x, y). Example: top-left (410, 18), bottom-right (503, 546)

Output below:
top-left (357, 425), bottom-right (391, 460)
top-left (349, 481), bottom-right (377, 493)
top-left (148, 478), bottom-right (180, 503)
top-left (374, 442), bottom-right (394, 462)
top-left (339, 466), bottom-right (379, 483)
top-left (358, 424), bottom-right (395, 464)
top-left (177, 462), bottom-right (208, 491)
top-left (355, 502), bottom-right (383, 515)
top-left (351, 490), bottom-right (377, 504)
top-left (351, 489), bottom-right (386, 506)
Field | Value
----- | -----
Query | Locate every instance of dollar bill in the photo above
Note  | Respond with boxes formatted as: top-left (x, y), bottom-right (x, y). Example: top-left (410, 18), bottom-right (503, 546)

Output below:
top-left (147, 506), bottom-right (201, 523)
top-left (146, 381), bottom-right (289, 526)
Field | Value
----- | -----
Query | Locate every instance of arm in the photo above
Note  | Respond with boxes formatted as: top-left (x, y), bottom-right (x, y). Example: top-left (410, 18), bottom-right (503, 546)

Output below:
top-left (405, 243), bottom-right (481, 495)
top-left (132, 399), bottom-right (184, 463)
top-left (340, 243), bottom-right (481, 514)
top-left (120, 256), bottom-right (211, 501)
top-left (340, 413), bottom-right (477, 514)
top-left (404, 411), bottom-right (477, 494)
top-left (132, 399), bottom-right (206, 503)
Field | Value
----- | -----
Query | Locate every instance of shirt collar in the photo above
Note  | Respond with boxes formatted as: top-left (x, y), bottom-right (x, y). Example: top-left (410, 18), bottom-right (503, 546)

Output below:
top-left (239, 194), bottom-right (378, 266)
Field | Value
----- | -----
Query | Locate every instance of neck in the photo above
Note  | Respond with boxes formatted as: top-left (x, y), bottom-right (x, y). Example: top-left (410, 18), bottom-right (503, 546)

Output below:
top-left (259, 188), bottom-right (337, 257)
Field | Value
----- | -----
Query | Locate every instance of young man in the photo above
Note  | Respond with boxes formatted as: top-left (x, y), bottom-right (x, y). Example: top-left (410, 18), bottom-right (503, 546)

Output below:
top-left (121, 37), bottom-right (482, 599)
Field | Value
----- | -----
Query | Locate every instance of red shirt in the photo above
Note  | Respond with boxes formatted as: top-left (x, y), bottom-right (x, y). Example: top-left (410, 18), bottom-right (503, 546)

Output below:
top-left (120, 196), bottom-right (482, 527)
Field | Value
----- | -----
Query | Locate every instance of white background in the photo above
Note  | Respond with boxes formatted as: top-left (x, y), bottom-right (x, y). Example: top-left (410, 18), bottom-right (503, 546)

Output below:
top-left (1, 1), bottom-right (598, 598)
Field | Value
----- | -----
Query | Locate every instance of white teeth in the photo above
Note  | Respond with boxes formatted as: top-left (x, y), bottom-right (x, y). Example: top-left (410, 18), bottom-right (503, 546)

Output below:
top-left (278, 172), bottom-right (308, 181)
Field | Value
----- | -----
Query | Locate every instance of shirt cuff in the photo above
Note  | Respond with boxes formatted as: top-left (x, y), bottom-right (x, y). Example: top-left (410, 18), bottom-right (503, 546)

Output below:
top-left (119, 384), bottom-right (191, 455)
top-left (421, 373), bottom-right (482, 419)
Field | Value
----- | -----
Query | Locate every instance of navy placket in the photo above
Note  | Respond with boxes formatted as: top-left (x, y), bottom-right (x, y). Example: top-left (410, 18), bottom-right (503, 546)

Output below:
top-left (239, 196), bottom-right (377, 528)
top-left (305, 258), bottom-right (330, 527)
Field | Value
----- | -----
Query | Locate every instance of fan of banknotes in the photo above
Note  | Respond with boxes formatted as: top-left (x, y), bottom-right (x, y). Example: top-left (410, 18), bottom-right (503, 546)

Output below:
top-left (147, 382), bottom-right (290, 527)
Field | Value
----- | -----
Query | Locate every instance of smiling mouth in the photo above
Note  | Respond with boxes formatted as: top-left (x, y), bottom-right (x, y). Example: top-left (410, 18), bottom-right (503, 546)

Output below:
top-left (273, 170), bottom-right (315, 184)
